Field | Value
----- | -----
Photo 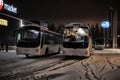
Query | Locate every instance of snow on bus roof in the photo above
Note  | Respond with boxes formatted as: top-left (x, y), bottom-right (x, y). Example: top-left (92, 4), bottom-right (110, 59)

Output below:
top-left (65, 22), bottom-right (88, 27)
top-left (21, 24), bottom-right (48, 30)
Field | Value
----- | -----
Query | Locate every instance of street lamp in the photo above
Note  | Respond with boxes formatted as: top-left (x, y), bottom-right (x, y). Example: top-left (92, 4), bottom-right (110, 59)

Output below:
top-left (109, 6), bottom-right (114, 38)
top-left (101, 21), bottom-right (110, 47)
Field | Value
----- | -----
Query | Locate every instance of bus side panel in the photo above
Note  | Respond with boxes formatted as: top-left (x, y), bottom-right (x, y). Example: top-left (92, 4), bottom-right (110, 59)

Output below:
top-left (40, 45), bottom-right (48, 55)
top-left (63, 36), bottom-right (92, 57)
top-left (16, 46), bottom-right (42, 56)
top-left (63, 48), bottom-right (90, 57)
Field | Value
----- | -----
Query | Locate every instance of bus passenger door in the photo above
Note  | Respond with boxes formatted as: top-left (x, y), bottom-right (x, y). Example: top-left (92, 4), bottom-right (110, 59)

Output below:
top-left (40, 32), bottom-right (46, 55)
top-left (40, 33), bottom-right (44, 49)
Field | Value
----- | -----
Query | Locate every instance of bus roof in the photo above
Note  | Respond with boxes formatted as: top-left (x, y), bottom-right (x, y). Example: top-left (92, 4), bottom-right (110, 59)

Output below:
top-left (21, 24), bottom-right (48, 30)
top-left (20, 24), bottom-right (62, 35)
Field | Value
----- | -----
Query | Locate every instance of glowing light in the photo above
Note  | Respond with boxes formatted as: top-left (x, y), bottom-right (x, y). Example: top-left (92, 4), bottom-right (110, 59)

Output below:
top-left (0, 0), bottom-right (17, 14)
top-left (101, 21), bottom-right (110, 28)
top-left (0, 0), bottom-right (3, 10)
top-left (0, 18), bottom-right (8, 26)
top-left (77, 28), bottom-right (86, 36)
top-left (4, 3), bottom-right (17, 13)
top-left (20, 20), bottom-right (24, 27)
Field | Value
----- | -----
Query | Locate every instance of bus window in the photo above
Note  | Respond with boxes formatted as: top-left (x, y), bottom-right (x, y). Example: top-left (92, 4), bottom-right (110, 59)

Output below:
top-left (63, 27), bottom-right (89, 48)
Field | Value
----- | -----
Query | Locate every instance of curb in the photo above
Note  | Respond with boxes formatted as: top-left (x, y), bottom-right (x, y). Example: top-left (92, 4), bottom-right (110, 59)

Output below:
top-left (93, 49), bottom-right (120, 54)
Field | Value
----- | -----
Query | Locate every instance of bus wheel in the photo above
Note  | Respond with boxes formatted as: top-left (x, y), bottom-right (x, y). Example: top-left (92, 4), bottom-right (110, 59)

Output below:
top-left (58, 47), bottom-right (61, 54)
top-left (45, 48), bottom-right (48, 56)
top-left (26, 55), bottom-right (30, 58)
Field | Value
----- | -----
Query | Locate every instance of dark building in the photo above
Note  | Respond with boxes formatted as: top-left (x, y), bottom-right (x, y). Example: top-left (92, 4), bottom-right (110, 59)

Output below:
top-left (0, 0), bottom-right (34, 47)
top-left (0, 0), bottom-right (21, 47)
top-left (0, 13), bottom-right (34, 46)
top-left (0, 13), bottom-right (20, 45)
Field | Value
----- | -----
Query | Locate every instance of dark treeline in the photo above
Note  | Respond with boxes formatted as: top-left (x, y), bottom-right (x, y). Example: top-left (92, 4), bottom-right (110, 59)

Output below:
top-left (90, 23), bottom-right (104, 42)
top-left (47, 23), bottom-right (65, 34)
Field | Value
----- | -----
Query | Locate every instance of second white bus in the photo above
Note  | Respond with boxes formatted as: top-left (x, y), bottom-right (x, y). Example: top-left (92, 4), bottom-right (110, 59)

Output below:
top-left (63, 22), bottom-right (92, 57)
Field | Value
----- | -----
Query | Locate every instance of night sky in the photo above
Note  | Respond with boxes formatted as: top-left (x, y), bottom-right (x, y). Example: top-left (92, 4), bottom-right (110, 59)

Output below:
top-left (15, 0), bottom-right (117, 24)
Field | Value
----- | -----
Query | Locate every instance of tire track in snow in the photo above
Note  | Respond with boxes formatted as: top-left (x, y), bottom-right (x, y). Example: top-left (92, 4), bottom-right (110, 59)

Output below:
top-left (0, 56), bottom-right (83, 80)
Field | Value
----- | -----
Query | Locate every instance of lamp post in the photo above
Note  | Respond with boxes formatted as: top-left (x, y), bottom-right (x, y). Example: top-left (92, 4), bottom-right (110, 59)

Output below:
top-left (101, 21), bottom-right (110, 48)
top-left (109, 6), bottom-right (114, 38)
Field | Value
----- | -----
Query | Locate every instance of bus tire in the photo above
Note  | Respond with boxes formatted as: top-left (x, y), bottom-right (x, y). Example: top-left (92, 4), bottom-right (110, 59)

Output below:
top-left (45, 48), bottom-right (48, 56)
top-left (58, 47), bottom-right (61, 54)
top-left (26, 55), bottom-right (30, 58)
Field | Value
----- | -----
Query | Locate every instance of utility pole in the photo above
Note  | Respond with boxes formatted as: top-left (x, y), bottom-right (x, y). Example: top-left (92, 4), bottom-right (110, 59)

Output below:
top-left (109, 6), bottom-right (118, 48)
top-left (113, 8), bottom-right (118, 48)
top-left (109, 6), bottom-right (114, 38)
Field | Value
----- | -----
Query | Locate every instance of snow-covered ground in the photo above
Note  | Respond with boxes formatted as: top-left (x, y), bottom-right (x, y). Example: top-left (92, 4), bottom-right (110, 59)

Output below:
top-left (0, 50), bottom-right (120, 80)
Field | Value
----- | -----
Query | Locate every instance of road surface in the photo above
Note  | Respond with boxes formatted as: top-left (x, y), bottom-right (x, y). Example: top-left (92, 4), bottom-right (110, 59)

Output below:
top-left (0, 50), bottom-right (120, 80)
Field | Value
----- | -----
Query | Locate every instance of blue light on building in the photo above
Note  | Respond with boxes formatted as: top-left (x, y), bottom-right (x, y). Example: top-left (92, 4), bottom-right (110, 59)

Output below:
top-left (101, 21), bottom-right (110, 28)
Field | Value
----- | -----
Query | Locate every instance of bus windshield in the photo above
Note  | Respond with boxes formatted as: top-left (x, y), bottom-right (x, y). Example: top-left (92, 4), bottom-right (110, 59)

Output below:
top-left (18, 30), bottom-right (39, 40)
top-left (63, 27), bottom-right (89, 48)
top-left (17, 26), bottom-right (40, 47)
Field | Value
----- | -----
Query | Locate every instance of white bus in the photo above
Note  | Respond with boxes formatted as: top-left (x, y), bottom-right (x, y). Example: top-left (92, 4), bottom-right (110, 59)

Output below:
top-left (16, 24), bottom-right (63, 57)
top-left (63, 22), bottom-right (92, 57)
